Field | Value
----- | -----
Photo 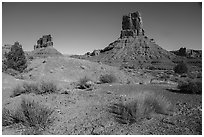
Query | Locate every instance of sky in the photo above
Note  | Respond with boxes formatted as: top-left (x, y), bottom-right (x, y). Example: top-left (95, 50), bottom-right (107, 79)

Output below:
top-left (2, 2), bottom-right (202, 55)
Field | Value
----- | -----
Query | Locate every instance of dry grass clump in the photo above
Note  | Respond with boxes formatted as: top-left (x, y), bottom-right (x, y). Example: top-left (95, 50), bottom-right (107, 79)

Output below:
top-left (108, 92), bottom-right (173, 125)
top-left (23, 82), bottom-right (39, 94)
top-left (77, 76), bottom-right (93, 89)
top-left (11, 81), bottom-right (57, 97)
top-left (39, 81), bottom-right (57, 94)
top-left (2, 99), bottom-right (54, 135)
top-left (99, 74), bottom-right (117, 84)
top-left (2, 108), bottom-right (23, 126)
top-left (11, 85), bottom-right (27, 97)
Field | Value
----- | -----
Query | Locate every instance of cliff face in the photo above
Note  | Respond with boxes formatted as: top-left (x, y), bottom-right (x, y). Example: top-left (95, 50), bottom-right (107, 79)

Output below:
top-left (120, 11), bottom-right (144, 38)
top-left (34, 35), bottom-right (53, 50)
top-left (78, 11), bottom-right (176, 69)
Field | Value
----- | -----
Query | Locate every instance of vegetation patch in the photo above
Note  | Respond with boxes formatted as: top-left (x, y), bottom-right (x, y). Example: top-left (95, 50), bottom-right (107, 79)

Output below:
top-left (11, 85), bottom-right (24, 97)
top-left (99, 74), bottom-right (117, 84)
top-left (174, 62), bottom-right (188, 74)
top-left (11, 81), bottom-right (57, 97)
top-left (77, 77), bottom-right (93, 89)
top-left (178, 80), bottom-right (202, 94)
top-left (2, 108), bottom-right (23, 126)
top-left (108, 92), bottom-right (173, 125)
top-left (39, 81), bottom-right (58, 94)
top-left (3, 42), bottom-right (27, 73)
top-left (23, 82), bottom-right (40, 94)
top-left (2, 99), bottom-right (54, 135)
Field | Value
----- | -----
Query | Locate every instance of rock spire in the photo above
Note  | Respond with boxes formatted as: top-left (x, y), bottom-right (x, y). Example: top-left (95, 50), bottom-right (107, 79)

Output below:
top-left (120, 11), bottom-right (144, 38)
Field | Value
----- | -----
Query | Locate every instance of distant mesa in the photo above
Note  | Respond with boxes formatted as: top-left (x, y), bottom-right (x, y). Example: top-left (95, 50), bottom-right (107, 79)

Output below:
top-left (171, 47), bottom-right (202, 58)
top-left (34, 34), bottom-right (53, 50)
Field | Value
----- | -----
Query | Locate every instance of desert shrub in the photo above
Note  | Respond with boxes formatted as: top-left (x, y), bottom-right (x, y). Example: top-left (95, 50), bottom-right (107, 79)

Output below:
top-left (174, 62), bottom-right (188, 74)
top-left (2, 108), bottom-right (22, 126)
top-left (178, 80), bottom-right (202, 94)
top-left (11, 82), bottom-right (39, 97)
top-left (2, 108), bottom-right (13, 126)
top-left (11, 81), bottom-right (57, 97)
top-left (11, 85), bottom-right (27, 97)
top-left (23, 82), bottom-right (40, 94)
top-left (2, 107), bottom-right (26, 127)
top-left (20, 99), bottom-right (54, 131)
top-left (109, 102), bottom-right (137, 124)
top-left (108, 92), bottom-right (173, 125)
top-left (4, 42), bottom-right (27, 73)
top-left (77, 77), bottom-right (92, 89)
top-left (99, 74), bottom-right (117, 84)
top-left (39, 81), bottom-right (57, 94)
top-left (2, 99), bottom-right (54, 135)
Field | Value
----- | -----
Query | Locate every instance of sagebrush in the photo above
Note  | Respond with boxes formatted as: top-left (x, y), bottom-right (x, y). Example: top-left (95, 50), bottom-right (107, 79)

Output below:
top-left (77, 77), bottom-right (92, 89)
top-left (108, 92), bottom-right (173, 124)
top-left (2, 108), bottom-right (22, 126)
top-left (100, 74), bottom-right (117, 83)
top-left (39, 81), bottom-right (57, 94)
top-left (173, 62), bottom-right (188, 74)
top-left (11, 81), bottom-right (57, 97)
top-left (2, 99), bottom-right (54, 135)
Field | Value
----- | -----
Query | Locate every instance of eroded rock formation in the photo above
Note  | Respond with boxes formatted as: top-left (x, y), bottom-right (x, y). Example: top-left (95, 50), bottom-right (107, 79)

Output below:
top-left (120, 11), bottom-right (144, 38)
top-left (34, 35), bottom-right (53, 50)
top-left (171, 47), bottom-right (202, 58)
top-left (72, 11), bottom-right (176, 69)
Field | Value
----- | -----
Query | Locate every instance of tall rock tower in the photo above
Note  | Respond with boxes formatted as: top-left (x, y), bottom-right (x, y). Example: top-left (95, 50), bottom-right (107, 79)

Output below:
top-left (34, 34), bottom-right (53, 50)
top-left (120, 11), bottom-right (144, 38)
top-left (78, 11), bottom-right (176, 69)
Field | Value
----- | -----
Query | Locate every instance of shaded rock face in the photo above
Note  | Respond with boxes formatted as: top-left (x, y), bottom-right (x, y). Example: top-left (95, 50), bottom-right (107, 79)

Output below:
top-left (34, 35), bottom-right (53, 50)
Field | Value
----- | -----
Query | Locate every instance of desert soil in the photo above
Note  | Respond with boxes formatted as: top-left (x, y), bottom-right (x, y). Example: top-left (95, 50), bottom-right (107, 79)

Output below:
top-left (2, 57), bottom-right (202, 135)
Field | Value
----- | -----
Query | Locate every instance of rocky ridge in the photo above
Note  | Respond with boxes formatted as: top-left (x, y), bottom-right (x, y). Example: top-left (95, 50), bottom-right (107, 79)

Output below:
top-left (170, 47), bottom-right (202, 58)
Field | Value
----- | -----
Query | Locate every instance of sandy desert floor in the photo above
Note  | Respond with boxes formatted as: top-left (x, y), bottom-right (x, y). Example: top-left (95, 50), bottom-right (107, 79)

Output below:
top-left (2, 73), bottom-right (202, 135)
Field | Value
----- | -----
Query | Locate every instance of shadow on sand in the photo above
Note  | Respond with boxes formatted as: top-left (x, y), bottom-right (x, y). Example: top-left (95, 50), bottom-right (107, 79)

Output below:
top-left (166, 88), bottom-right (200, 95)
